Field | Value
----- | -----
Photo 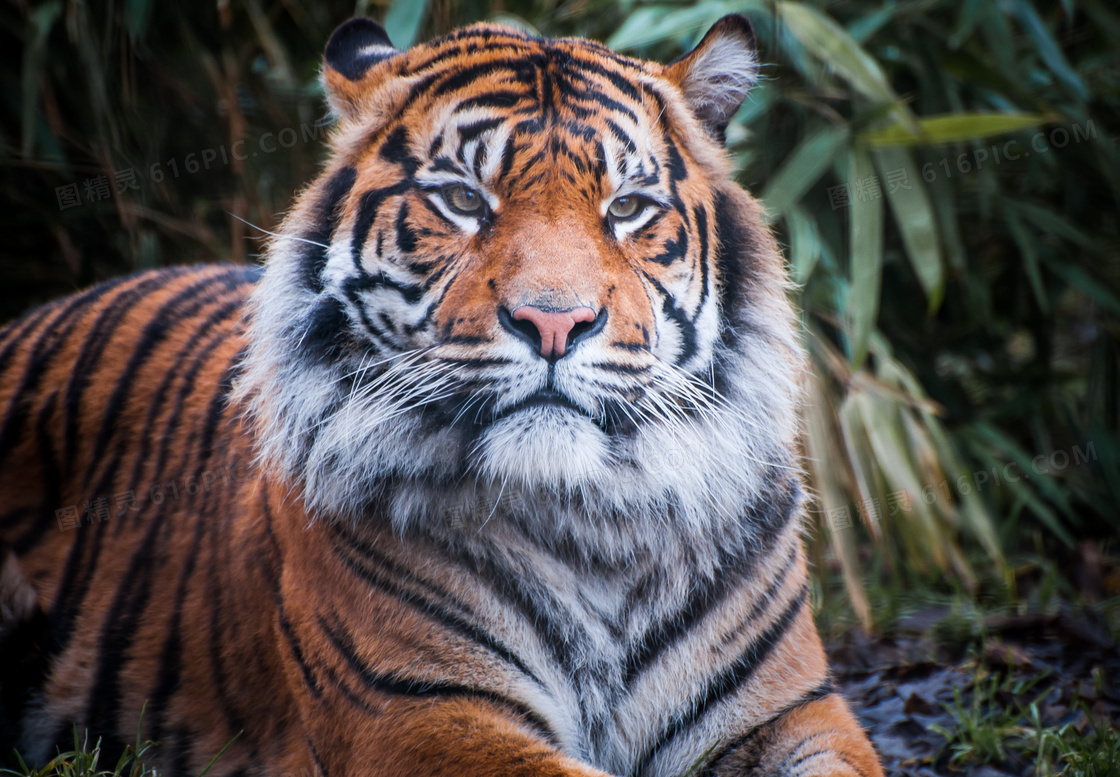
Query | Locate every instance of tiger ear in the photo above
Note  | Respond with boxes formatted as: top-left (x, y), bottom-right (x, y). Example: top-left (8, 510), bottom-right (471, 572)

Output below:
top-left (322, 18), bottom-right (400, 121)
top-left (662, 15), bottom-right (758, 143)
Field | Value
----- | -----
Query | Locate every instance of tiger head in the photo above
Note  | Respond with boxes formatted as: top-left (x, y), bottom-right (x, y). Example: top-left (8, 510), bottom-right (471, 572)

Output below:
top-left (239, 16), bottom-right (804, 554)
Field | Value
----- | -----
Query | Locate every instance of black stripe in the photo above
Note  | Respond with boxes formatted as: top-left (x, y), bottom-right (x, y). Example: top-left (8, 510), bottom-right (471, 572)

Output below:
top-left (631, 588), bottom-right (809, 777)
top-left (715, 547), bottom-right (799, 650)
top-left (621, 544), bottom-right (754, 687)
top-left (277, 605), bottom-right (322, 699)
top-left (257, 491), bottom-right (322, 700)
top-left (62, 271), bottom-right (190, 471)
top-left (712, 190), bottom-right (758, 352)
top-left (114, 286), bottom-right (251, 537)
top-left (7, 389), bottom-right (62, 554)
top-left (85, 317), bottom-right (246, 734)
top-left (379, 125), bottom-right (417, 173)
top-left (666, 142), bottom-right (688, 184)
top-left (165, 725), bottom-right (195, 777)
top-left (563, 55), bottom-right (644, 104)
top-left (604, 119), bottom-right (636, 154)
top-left (330, 525), bottom-right (546, 689)
top-left (422, 57), bottom-right (543, 102)
top-left (565, 87), bottom-right (639, 125)
top-left (82, 274), bottom-right (243, 486)
top-left (203, 462), bottom-right (255, 746)
top-left (695, 205), bottom-right (712, 309)
top-left (300, 165), bottom-right (358, 293)
top-left (351, 183), bottom-right (411, 267)
top-left (395, 200), bottom-right (419, 254)
top-left (700, 680), bottom-right (835, 775)
top-left (439, 545), bottom-right (589, 679)
top-left (318, 614), bottom-right (559, 745)
top-left (641, 272), bottom-right (698, 365)
top-left (648, 225), bottom-right (688, 266)
top-left (148, 350), bottom-right (245, 742)
top-left (589, 361), bottom-right (647, 375)
top-left (456, 90), bottom-right (524, 111)
top-left (0, 301), bottom-right (60, 377)
top-left (343, 270), bottom-right (424, 305)
top-left (457, 117), bottom-right (505, 146)
top-left (307, 737), bottom-right (330, 777)
top-left (0, 276), bottom-right (131, 471)
top-left (299, 295), bottom-right (351, 363)
top-left (37, 276), bottom-right (205, 656)
top-left (429, 156), bottom-right (466, 176)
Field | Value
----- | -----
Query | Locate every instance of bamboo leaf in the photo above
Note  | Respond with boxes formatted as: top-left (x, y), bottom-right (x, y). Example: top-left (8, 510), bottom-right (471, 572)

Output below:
top-left (1004, 208), bottom-right (1049, 315)
top-left (759, 123), bottom-right (849, 223)
top-left (605, 7), bottom-right (674, 50)
top-left (779, 2), bottom-right (916, 132)
top-left (873, 146), bottom-right (945, 310)
top-left (950, 0), bottom-right (991, 49)
top-left (124, 0), bottom-right (152, 43)
top-left (786, 206), bottom-right (822, 284)
top-left (1005, 199), bottom-right (1102, 252)
top-left (861, 113), bottom-right (1049, 147)
top-left (848, 1), bottom-right (896, 43)
top-left (1044, 262), bottom-right (1120, 318)
top-left (607, 2), bottom-right (767, 51)
top-left (20, 1), bottom-right (62, 158)
top-left (804, 374), bottom-right (872, 630)
top-left (846, 146), bottom-right (883, 368)
top-left (385, 0), bottom-right (430, 48)
top-left (779, 1), bottom-right (892, 102)
top-left (1008, 0), bottom-right (1089, 102)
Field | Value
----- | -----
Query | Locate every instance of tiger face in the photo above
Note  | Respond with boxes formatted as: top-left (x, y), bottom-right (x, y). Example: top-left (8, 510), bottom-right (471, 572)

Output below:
top-left (240, 17), bottom-right (803, 552)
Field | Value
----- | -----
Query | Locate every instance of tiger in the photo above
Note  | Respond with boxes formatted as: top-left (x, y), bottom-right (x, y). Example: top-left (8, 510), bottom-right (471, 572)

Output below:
top-left (0, 14), bottom-right (883, 777)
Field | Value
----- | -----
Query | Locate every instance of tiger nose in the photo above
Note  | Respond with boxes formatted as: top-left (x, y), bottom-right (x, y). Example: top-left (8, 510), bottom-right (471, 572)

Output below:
top-left (504, 305), bottom-right (599, 360)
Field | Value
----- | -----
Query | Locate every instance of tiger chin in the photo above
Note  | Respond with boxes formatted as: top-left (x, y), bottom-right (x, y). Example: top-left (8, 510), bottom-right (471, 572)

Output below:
top-left (0, 14), bottom-right (882, 777)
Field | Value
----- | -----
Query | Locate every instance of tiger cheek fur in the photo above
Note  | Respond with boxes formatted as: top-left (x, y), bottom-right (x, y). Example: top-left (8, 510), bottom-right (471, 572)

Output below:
top-left (0, 13), bottom-right (883, 777)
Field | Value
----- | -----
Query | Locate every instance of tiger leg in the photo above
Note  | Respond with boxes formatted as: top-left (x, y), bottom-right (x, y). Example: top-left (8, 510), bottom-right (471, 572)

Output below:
top-left (714, 694), bottom-right (883, 777)
top-left (301, 695), bottom-right (614, 777)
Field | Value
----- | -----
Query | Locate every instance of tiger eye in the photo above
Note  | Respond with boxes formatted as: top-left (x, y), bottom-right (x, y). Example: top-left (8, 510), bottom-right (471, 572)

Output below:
top-left (443, 184), bottom-right (484, 215)
top-left (608, 196), bottom-right (641, 219)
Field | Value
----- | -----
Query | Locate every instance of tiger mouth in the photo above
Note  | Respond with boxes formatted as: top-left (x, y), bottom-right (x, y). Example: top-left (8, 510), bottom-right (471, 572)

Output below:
top-left (490, 388), bottom-right (591, 424)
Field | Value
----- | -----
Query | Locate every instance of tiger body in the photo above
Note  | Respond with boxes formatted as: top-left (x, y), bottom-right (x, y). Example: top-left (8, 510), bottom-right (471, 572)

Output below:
top-left (0, 16), bottom-right (882, 777)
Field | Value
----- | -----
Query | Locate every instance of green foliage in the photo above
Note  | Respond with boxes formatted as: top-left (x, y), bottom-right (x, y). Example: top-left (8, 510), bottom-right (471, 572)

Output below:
top-left (1, 728), bottom-right (159, 777)
top-left (930, 665), bottom-right (1120, 776)
top-left (1, 0), bottom-right (1117, 621)
top-left (2, 708), bottom-right (237, 777)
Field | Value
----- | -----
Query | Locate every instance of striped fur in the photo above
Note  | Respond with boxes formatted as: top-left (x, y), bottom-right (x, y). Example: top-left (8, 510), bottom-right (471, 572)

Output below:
top-left (0, 16), bottom-right (882, 777)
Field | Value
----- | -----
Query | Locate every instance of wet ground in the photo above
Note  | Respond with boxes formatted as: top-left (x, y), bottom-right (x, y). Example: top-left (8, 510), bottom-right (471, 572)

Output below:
top-left (828, 607), bottom-right (1120, 776)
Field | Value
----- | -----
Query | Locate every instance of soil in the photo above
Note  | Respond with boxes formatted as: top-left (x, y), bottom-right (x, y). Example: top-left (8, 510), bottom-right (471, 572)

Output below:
top-left (828, 607), bottom-right (1120, 776)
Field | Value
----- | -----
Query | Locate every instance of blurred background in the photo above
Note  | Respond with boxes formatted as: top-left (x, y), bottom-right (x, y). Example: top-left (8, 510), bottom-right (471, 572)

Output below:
top-left (1, 0), bottom-right (1118, 771)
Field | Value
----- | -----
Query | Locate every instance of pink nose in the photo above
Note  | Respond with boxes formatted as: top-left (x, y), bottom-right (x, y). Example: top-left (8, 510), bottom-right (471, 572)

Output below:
top-left (511, 305), bottom-right (597, 359)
